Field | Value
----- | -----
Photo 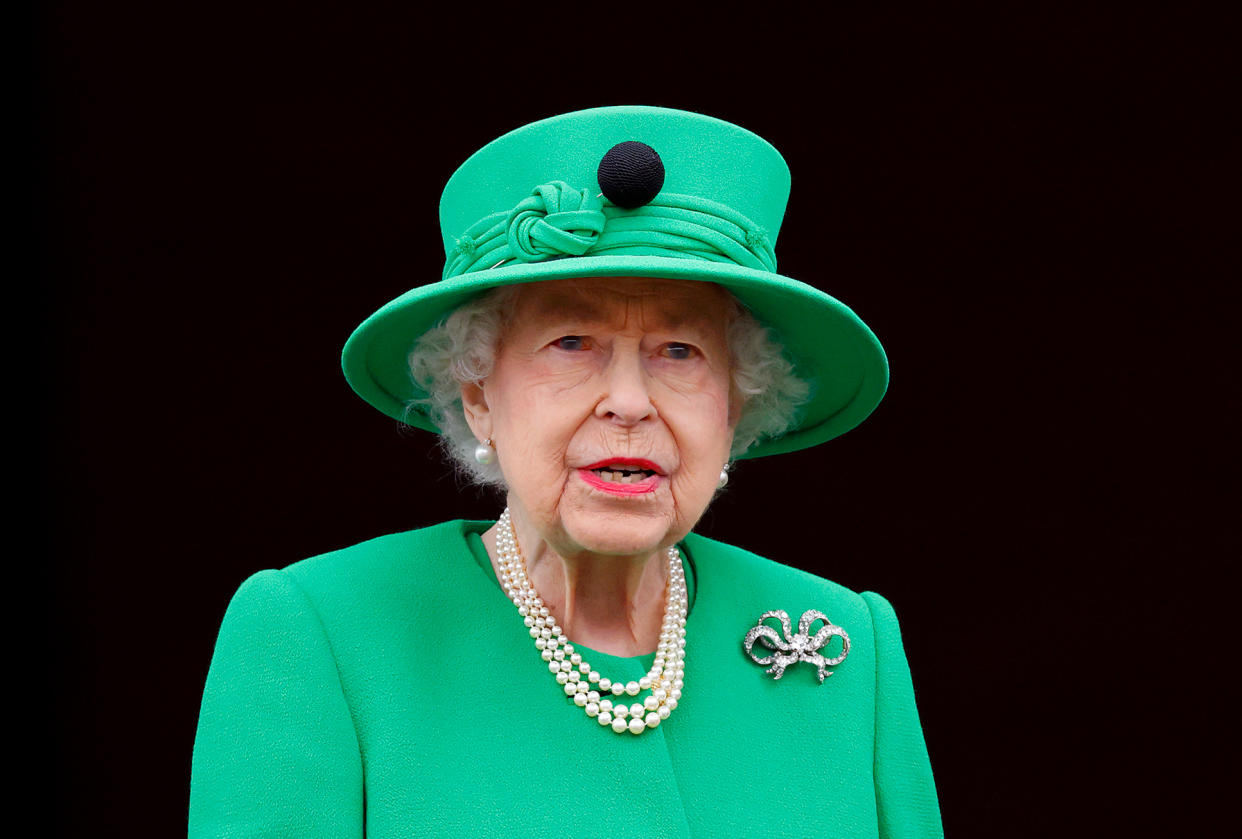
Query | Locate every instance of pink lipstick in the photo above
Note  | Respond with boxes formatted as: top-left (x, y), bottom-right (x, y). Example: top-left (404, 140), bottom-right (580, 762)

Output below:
top-left (577, 459), bottom-right (665, 496)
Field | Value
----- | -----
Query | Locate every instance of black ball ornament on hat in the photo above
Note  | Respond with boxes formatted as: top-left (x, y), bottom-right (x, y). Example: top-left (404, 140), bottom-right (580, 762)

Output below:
top-left (597, 141), bottom-right (665, 209)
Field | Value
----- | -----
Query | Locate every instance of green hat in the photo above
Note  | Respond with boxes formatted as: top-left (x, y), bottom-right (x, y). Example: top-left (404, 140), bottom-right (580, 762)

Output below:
top-left (342, 105), bottom-right (888, 458)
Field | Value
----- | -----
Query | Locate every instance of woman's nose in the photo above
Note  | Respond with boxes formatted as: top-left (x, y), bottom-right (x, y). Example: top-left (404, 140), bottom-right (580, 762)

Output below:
top-left (595, 348), bottom-right (658, 426)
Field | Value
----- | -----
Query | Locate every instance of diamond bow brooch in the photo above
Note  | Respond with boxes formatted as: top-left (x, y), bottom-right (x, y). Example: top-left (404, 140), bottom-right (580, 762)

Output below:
top-left (743, 609), bottom-right (851, 684)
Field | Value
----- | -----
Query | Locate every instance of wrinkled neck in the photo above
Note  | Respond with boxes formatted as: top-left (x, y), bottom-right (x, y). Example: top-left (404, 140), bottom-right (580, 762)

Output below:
top-left (482, 520), bottom-right (669, 657)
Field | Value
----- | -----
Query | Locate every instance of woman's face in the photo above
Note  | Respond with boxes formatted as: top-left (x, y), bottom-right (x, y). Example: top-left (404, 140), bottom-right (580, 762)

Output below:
top-left (462, 276), bottom-right (739, 558)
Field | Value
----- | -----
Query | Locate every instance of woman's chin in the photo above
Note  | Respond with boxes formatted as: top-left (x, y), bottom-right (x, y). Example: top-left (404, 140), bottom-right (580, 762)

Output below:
top-left (558, 507), bottom-right (679, 558)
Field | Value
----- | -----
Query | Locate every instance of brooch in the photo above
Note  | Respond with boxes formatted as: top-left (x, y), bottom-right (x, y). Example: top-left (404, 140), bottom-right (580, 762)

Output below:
top-left (743, 609), bottom-right (850, 684)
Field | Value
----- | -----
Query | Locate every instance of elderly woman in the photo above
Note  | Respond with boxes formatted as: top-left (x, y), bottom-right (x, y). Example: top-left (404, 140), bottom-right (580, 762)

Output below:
top-left (190, 106), bottom-right (941, 837)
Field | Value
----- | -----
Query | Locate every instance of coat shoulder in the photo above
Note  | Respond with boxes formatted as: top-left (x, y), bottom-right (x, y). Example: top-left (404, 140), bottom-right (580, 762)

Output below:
top-left (276, 519), bottom-right (485, 610)
top-left (682, 531), bottom-right (874, 620)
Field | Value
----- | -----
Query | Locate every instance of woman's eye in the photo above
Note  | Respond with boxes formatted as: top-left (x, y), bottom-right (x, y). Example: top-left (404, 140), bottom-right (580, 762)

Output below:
top-left (662, 343), bottom-right (696, 360)
top-left (553, 336), bottom-right (587, 351)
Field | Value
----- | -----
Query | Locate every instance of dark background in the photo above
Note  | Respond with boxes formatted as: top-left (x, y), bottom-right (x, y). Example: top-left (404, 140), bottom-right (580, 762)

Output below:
top-left (33, 4), bottom-right (1235, 836)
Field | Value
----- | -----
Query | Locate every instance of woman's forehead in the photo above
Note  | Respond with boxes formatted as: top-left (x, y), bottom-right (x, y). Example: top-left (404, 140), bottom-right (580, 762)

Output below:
top-left (512, 277), bottom-right (733, 329)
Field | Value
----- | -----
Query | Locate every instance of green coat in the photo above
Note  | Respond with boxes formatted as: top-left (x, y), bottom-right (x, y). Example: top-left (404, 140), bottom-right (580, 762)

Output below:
top-left (190, 520), bottom-right (941, 837)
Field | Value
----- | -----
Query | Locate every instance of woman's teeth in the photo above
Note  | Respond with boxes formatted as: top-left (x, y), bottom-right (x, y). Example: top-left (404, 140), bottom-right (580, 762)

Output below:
top-left (592, 468), bottom-right (655, 484)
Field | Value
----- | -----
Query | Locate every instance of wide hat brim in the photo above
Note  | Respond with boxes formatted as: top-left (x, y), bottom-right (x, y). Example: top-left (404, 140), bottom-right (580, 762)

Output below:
top-left (342, 254), bottom-right (888, 460)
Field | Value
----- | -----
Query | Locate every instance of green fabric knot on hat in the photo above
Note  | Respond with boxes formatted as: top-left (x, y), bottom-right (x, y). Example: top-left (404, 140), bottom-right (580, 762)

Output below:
top-left (505, 181), bottom-right (606, 263)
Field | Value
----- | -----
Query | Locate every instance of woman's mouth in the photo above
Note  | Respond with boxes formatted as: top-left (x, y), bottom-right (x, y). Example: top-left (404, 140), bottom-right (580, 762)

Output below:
top-left (577, 460), bottom-right (664, 495)
top-left (591, 466), bottom-right (656, 484)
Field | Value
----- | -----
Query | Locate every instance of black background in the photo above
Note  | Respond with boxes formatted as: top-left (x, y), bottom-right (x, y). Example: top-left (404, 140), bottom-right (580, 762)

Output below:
top-left (33, 4), bottom-right (1235, 837)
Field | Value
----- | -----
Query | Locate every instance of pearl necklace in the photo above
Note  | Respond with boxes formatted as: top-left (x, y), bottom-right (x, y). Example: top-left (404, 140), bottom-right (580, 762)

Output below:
top-left (494, 508), bottom-right (687, 735)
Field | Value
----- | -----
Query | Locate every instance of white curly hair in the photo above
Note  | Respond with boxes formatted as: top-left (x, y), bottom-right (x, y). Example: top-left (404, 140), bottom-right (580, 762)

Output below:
top-left (406, 285), bottom-right (810, 487)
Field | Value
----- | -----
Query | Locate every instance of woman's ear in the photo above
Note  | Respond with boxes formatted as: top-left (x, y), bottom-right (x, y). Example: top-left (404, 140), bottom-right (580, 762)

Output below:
top-left (460, 381), bottom-right (492, 442)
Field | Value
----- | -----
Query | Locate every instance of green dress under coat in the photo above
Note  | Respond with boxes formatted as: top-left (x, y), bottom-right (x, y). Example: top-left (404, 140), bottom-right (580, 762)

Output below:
top-left (189, 520), bottom-right (942, 837)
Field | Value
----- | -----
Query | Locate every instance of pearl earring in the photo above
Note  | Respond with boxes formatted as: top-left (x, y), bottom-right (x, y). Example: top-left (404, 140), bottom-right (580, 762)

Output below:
top-left (718, 464), bottom-right (730, 488)
top-left (474, 438), bottom-right (496, 465)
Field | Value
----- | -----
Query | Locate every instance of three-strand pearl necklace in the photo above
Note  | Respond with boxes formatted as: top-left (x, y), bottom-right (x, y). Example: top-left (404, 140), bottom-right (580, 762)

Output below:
top-left (494, 508), bottom-right (687, 735)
